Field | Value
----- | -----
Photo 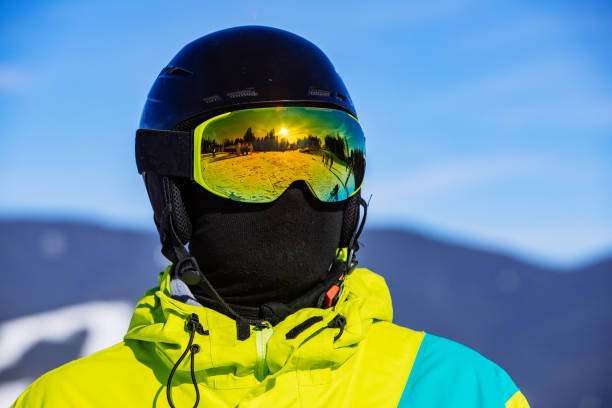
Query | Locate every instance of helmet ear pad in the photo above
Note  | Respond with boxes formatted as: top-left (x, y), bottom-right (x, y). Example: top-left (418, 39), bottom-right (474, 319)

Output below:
top-left (143, 172), bottom-right (192, 246)
top-left (339, 192), bottom-right (361, 248)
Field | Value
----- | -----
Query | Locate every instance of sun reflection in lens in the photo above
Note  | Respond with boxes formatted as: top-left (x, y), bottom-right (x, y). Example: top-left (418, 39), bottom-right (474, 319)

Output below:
top-left (278, 127), bottom-right (288, 135)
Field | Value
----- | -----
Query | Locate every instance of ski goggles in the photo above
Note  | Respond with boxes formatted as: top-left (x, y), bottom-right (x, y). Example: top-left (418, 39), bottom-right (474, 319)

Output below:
top-left (136, 106), bottom-right (366, 203)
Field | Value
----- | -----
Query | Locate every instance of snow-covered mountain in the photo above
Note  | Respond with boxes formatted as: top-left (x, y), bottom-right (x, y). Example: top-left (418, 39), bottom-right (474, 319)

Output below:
top-left (0, 301), bottom-right (132, 406)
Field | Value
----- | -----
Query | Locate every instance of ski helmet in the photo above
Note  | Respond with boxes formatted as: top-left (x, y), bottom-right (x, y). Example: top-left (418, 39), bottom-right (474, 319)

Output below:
top-left (137, 26), bottom-right (366, 281)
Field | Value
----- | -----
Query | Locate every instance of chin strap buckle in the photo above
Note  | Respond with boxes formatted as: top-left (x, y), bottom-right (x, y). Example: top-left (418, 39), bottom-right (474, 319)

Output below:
top-left (324, 273), bottom-right (345, 308)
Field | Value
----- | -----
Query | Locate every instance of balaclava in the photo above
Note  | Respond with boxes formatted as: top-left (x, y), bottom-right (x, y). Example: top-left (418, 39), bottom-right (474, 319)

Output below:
top-left (185, 180), bottom-right (345, 310)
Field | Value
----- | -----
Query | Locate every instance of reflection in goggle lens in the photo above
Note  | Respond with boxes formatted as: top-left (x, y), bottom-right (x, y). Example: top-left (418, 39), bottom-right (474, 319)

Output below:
top-left (197, 107), bottom-right (365, 203)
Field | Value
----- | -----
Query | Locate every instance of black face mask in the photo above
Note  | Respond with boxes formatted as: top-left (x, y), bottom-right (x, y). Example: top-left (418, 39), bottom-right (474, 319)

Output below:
top-left (185, 181), bottom-right (345, 309)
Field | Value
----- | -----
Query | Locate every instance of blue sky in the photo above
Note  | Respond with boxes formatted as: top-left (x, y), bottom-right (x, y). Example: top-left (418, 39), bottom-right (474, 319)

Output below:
top-left (0, 0), bottom-right (610, 267)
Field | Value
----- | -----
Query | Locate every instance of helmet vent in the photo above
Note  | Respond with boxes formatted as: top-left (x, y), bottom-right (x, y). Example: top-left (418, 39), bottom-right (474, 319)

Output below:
top-left (160, 65), bottom-right (193, 77)
top-left (227, 88), bottom-right (259, 98)
top-left (335, 92), bottom-right (347, 102)
top-left (203, 95), bottom-right (222, 104)
top-left (309, 87), bottom-right (331, 97)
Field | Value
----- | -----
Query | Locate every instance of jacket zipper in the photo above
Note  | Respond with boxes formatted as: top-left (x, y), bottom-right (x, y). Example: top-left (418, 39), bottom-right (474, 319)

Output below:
top-left (255, 325), bottom-right (273, 381)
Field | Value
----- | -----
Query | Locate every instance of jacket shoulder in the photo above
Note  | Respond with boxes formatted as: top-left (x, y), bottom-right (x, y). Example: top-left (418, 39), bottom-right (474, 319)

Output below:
top-left (346, 322), bottom-right (425, 407)
top-left (11, 341), bottom-right (158, 407)
top-left (398, 333), bottom-right (529, 407)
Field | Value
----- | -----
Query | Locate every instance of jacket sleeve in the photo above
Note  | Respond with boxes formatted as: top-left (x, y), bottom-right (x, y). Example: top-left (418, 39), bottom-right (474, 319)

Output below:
top-left (398, 333), bottom-right (530, 407)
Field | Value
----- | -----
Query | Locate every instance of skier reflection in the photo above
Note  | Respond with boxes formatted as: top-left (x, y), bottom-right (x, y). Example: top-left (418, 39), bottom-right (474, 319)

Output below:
top-left (329, 184), bottom-right (339, 201)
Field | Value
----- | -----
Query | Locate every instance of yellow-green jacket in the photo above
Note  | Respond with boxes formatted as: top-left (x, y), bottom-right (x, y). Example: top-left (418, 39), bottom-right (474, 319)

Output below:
top-left (12, 267), bottom-right (529, 407)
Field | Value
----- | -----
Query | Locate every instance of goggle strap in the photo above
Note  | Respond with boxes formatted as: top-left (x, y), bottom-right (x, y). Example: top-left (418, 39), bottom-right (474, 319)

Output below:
top-left (135, 128), bottom-right (193, 179)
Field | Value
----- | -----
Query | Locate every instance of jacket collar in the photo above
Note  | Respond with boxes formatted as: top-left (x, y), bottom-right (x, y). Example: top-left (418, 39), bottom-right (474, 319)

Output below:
top-left (124, 266), bottom-right (393, 388)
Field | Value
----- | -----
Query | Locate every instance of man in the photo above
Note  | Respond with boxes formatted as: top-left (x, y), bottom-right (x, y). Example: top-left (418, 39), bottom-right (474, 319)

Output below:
top-left (12, 26), bottom-right (529, 407)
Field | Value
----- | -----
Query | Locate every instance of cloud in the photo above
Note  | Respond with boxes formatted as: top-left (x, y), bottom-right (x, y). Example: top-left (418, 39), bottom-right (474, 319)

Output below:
top-left (0, 66), bottom-right (30, 92)
top-left (368, 155), bottom-right (543, 202)
top-left (279, 0), bottom-right (474, 32)
top-left (489, 99), bottom-right (612, 127)
top-left (478, 222), bottom-right (612, 266)
top-left (450, 11), bottom-right (592, 56)
top-left (407, 57), bottom-right (612, 128)
top-left (346, 0), bottom-right (473, 27)
top-left (363, 154), bottom-right (611, 265)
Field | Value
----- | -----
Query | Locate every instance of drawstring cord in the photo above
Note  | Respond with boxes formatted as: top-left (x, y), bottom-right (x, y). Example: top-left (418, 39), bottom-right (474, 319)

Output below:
top-left (167, 313), bottom-right (208, 408)
top-left (328, 314), bottom-right (347, 342)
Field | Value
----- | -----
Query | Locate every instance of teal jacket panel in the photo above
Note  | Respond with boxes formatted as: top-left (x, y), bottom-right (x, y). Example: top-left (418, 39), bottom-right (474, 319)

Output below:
top-left (398, 333), bottom-right (523, 407)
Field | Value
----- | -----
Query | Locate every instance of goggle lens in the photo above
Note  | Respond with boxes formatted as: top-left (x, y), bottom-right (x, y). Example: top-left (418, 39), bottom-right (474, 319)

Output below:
top-left (194, 107), bottom-right (365, 203)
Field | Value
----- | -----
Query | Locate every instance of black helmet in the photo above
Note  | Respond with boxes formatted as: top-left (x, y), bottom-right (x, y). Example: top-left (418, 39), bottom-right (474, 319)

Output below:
top-left (137, 26), bottom-right (365, 296)
top-left (140, 26), bottom-right (357, 130)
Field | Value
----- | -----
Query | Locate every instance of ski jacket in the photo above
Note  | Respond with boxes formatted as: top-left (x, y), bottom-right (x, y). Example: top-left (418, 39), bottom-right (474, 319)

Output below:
top-left (12, 266), bottom-right (529, 407)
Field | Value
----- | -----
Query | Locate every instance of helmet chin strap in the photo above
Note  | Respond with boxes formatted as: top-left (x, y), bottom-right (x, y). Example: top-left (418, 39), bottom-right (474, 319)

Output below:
top-left (158, 180), bottom-right (255, 341)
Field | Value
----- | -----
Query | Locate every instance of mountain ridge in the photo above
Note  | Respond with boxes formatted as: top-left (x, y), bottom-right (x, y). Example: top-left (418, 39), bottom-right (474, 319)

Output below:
top-left (1, 219), bottom-right (610, 407)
